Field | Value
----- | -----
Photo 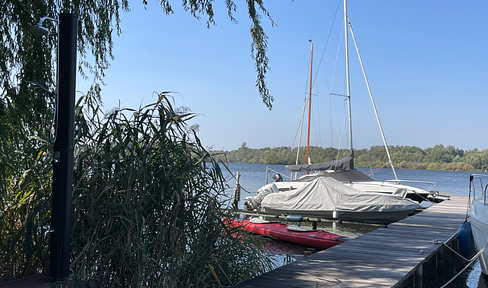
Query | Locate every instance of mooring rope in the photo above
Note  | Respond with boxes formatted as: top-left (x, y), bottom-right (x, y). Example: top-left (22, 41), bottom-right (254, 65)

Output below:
top-left (439, 236), bottom-right (488, 288)
top-left (367, 163), bottom-right (389, 176)
top-left (438, 174), bottom-right (488, 287)
top-left (240, 185), bottom-right (254, 194)
top-left (228, 183), bottom-right (254, 194)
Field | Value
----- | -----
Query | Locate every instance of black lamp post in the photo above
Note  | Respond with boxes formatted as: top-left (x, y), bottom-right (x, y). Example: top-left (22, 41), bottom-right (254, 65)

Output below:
top-left (48, 13), bottom-right (78, 281)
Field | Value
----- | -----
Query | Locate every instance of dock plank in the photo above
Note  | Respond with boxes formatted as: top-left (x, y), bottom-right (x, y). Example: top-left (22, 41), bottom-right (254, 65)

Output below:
top-left (234, 193), bottom-right (468, 288)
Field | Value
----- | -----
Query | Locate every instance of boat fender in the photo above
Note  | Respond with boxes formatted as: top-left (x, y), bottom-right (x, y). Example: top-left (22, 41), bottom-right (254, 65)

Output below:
top-left (457, 221), bottom-right (472, 258)
top-left (285, 215), bottom-right (303, 222)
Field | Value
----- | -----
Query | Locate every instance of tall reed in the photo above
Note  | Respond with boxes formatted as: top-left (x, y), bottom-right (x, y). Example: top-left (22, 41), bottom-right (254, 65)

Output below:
top-left (1, 93), bottom-right (274, 287)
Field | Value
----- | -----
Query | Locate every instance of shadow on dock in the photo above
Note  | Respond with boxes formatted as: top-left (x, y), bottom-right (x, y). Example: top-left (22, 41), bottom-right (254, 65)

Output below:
top-left (234, 193), bottom-right (477, 288)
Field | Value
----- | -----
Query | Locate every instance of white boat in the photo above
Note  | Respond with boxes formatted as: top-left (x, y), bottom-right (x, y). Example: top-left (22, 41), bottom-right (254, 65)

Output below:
top-left (263, 0), bottom-right (446, 205)
top-left (245, 177), bottom-right (419, 223)
top-left (282, 151), bottom-right (446, 203)
top-left (468, 174), bottom-right (488, 275)
top-left (244, 0), bottom-right (445, 223)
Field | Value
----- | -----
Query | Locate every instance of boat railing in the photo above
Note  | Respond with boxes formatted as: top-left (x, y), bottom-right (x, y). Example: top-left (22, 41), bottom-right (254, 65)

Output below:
top-left (265, 166), bottom-right (292, 184)
top-left (382, 179), bottom-right (436, 191)
top-left (470, 174), bottom-right (488, 206)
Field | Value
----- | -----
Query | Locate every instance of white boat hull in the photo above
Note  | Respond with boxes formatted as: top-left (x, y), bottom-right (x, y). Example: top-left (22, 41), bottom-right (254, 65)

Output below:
top-left (258, 207), bottom-right (413, 223)
top-left (468, 197), bottom-right (488, 275)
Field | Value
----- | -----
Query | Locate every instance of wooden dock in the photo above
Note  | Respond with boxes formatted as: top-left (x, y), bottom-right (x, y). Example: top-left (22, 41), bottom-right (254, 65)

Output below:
top-left (234, 193), bottom-right (470, 288)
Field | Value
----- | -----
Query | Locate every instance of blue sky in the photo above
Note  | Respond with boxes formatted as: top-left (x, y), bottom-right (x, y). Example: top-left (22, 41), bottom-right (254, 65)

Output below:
top-left (77, 0), bottom-right (488, 152)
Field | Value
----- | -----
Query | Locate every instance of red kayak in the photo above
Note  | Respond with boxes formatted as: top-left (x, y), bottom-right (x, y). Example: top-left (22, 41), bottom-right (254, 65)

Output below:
top-left (226, 218), bottom-right (346, 249)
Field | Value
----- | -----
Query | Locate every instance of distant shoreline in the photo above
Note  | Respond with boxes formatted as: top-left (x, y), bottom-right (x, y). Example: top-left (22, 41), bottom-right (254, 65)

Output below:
top-left (211, 143), bottom-right (487, 172)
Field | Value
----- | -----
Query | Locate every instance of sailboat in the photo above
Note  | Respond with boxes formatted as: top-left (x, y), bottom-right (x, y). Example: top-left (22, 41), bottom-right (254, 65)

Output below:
top-left (273, 0), bottom-right (447, 204)
top-left (243, 0), bottom-right (422, 223)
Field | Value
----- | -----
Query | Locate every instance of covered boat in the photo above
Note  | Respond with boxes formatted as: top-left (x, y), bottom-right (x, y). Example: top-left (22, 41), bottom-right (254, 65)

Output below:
top-left (282, 150), bottom-right (445, 203)
top-left (246, 177), bottom-right (419, 223)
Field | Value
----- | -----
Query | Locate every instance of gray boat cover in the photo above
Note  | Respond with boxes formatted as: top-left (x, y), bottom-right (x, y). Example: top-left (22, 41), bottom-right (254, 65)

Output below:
top-left (244, 183), bottom-right (279, 211)
top-left (260, 177), bottom-right (419, 216)
top-left (286, 149), bottom-right (354, 172)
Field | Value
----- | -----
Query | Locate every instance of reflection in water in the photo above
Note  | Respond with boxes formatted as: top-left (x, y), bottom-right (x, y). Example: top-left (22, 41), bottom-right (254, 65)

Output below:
top-left (264, 240), bottom-right (319, 266)
top-left (465, 262), bottom-right (488, 288)
top-left (247, 216), bottom-right (381, 268)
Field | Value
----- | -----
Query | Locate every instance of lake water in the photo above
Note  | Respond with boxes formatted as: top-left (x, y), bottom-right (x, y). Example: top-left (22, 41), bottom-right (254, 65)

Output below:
top-left (220, 162), bottom-right (488, 287)
top-left (221, 162), bottom-right (483, 207)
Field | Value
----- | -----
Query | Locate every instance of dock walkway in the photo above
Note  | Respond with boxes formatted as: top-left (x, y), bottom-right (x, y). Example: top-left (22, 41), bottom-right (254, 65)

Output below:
top-left (234, 193), bottom-right (469, 288)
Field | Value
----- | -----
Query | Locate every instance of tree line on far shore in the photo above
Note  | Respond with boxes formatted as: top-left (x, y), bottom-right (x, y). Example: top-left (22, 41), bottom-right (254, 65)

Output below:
top-left (212, 143), bottom-right (488, 171)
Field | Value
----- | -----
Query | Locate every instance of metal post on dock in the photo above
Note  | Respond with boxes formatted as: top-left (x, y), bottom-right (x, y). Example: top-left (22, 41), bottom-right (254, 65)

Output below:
top-left (49, 13), bottom-right (78, 281)
top-left (265, 167), bottom-right (269, 184)
top-left (232, 172), bottom-right (241, 209)
top-left (332, 211), bottom-right (339, 230)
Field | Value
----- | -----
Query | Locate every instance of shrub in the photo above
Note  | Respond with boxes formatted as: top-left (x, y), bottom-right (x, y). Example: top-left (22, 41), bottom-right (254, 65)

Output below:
top-left (1, 94), bottom-right (274, 287)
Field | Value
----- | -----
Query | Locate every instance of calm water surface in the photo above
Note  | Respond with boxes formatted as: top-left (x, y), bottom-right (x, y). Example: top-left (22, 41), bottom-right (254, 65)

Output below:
top-left (220, 162), bottom-right (488, 287)
top-left (221, 163), bottom-right (484, 206)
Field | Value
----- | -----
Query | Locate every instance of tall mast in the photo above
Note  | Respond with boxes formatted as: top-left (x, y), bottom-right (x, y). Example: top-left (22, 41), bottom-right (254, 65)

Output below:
top-left (306, 40), bottom-right (313, 166)
top-left (344, 0), bottom-right (353, 150)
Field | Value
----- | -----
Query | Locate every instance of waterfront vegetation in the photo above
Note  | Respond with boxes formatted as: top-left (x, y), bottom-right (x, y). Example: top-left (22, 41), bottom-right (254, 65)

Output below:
top-left (213, 142), bottom-right (488, 171)
top-left (0, 96), bottom-right (274, 286)
top-left (1, 1), bottom-right (278, 286)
